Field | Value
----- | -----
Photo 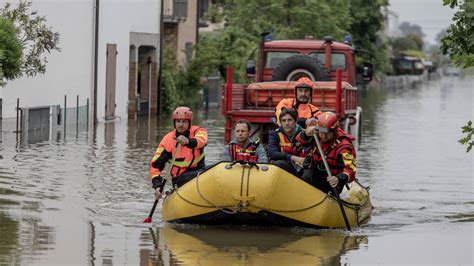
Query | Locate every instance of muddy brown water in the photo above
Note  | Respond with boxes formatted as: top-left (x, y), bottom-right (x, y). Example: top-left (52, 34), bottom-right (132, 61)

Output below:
top-left (0, 75), bottom-right (472, 265)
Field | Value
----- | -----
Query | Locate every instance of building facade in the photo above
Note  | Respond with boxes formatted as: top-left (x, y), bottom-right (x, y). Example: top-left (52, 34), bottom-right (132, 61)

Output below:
top-left (0, 0), bottom-right (161, 123)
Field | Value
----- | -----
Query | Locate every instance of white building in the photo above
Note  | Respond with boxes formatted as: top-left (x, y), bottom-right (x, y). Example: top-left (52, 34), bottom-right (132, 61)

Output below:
top-left (0, 0), bottom-right (161, 124)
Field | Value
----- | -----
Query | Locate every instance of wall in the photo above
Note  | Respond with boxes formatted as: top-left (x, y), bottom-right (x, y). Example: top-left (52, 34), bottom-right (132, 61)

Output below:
top-left (176, 0), bottom-right (197, 65)
top-left (97, 0), bottom-right (160, 121)
top-left (0, 0), bottom-right (161, 122)
top-left (0, 0), bottom-right (94, 118)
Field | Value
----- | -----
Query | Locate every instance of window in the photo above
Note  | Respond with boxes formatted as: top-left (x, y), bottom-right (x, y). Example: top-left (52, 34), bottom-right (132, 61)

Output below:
top-left (265, 52), bottom-right (298, 68)
top-left (309, 52), bottom-right (346, 70)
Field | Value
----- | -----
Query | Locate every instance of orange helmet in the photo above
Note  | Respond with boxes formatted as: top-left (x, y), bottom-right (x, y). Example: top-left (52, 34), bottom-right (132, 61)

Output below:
top-left (172, 106), bottom-right (193, 122)
top-left (294, 77), bottom-right (314, 99)
top-left (294, 77), bottom-right (315, 90)
top-left (316, 112), bottom-right (339, 133)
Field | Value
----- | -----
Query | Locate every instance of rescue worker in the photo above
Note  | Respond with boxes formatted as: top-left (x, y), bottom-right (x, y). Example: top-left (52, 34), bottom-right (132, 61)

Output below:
top-left (150, 106), bottom-right (208, 199)
top-left (268, 108), bottom-right (306, 176)
top-left (275, 77), bottom-right (322, 128)
top-left (296, 111), bottom-right (357, 193)
top-left (222, 119), bottom-right (268, 163)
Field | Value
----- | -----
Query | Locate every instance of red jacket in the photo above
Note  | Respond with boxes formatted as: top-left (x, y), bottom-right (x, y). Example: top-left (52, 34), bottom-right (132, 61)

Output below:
top-left (296, 128), bottom-right (356, 183)
top-left (150, 126), bottom-right (208, 179)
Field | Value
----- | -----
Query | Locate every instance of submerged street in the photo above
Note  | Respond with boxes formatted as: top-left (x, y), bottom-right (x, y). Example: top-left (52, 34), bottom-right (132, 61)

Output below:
top-left (0, 75), bottom-right (472, 265)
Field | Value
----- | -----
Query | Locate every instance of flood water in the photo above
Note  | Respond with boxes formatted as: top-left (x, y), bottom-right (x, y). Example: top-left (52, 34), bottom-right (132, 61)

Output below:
top-left (1, 75), bottom-right (473, 265)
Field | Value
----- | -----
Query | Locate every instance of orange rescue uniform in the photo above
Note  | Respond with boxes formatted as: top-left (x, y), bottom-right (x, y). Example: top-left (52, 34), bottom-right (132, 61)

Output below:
top-left (275, 98), bottom-right (322, 126)
top-left (150, 126), bottom-right (208, 181)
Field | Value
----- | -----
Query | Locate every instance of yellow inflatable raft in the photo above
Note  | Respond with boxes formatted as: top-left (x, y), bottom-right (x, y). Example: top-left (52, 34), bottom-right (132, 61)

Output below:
top-left (162, 162), bottom-right (372, 228)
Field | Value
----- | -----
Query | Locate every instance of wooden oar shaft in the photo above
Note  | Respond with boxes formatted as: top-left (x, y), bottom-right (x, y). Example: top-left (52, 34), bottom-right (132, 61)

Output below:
top-left (143, 143), bottom-right (181, 223)
top-left (313, 132), bottom-right (351, 231)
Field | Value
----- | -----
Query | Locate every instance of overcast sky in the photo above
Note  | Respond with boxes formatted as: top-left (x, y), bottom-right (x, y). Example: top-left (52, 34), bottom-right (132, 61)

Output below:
top-left (388, 0), bottom-right (457, 45)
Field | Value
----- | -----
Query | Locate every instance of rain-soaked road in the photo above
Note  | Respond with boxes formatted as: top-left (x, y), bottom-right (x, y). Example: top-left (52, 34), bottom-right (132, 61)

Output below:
top-left (0, 75), bottom-right (472, 265)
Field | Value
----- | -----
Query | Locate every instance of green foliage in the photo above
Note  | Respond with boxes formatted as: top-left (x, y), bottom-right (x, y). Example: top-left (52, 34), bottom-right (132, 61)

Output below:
top-left (442, 1), bottom-right (474, 152)
top-left (0, 17), bottom-right (22, 86)
top-left (441, 0), bottom-right (474, 69)
top-left (459, 121), bottom-right (474, 153)
top-left (163, 0), bottom-right (391, 112)
top-left (161, 36), bottom-right (216, 114)
top-left (198, 0), bottom-right (352, 81)
top-left (391, 35), bottom-right (423, 52)
top-left (401, 49), bottom-right (426, 59)
top-left (196, 0), bottom-right (389, 80)
top-left (348, 0), bottom-right (389, 74)
top-left (0, 0), bottom-right (60, 82)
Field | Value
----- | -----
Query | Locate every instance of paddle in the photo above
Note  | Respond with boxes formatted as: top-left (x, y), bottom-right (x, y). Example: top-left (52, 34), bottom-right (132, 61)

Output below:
top-left (143, 143), bottom-right (182, 223)
top-left (313, 132), bottom-right (351, 231)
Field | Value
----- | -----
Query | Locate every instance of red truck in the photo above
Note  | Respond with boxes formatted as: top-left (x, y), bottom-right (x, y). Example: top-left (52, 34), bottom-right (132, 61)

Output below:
top-left (222, 34), bottom-right (373, 146)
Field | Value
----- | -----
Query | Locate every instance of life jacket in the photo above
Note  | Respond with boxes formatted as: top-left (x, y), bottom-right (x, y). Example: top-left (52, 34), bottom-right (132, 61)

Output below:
top-left (150, 126), bottom-right (208, 179)
top-left (275, 98), bottom-right (321, 125)
top-left (228, 139), bottom-right (260, 163)
top-left (310, 128), bottom-right (357, 182)
top-left (276, 126), bottom-right (305, 156)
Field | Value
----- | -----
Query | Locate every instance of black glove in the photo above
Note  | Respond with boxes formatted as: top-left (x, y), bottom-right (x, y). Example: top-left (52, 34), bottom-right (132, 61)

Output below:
top-left (152, 176), bottom-right (164, 189)
top-left (335, 173), bottom-right (348, 190)
top-left (303, 155), bottom-right (313, 169)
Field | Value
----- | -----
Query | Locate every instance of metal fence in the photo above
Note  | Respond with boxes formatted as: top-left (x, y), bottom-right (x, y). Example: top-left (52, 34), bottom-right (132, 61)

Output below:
top-left (3, 95), bottom-right (90, 144)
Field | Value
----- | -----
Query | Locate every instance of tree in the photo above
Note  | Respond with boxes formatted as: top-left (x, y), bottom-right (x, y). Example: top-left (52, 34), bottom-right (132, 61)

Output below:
top-left (0, 17), bottom-right (22, 86)
top-left (441, 0), bottom-right (474, 68)
top-left (441, 0), bottom-right (474, 153)
top-left (348, 0), bottom-right (389, 74)
top-left (199, 0), bottom-right (391, 80)
top-left (162, 0), bottom-right (391, 113)
top-left (391, 35), bottom-right (422, 52)
top-left (398, 21), bottom-right (425, 38)
top-left (0, 0), bottom-right (60, 83)
top-left (201, 0), bottom-right (356, 81)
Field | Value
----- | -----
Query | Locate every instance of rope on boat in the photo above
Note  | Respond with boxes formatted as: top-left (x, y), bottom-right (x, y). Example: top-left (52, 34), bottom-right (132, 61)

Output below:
top-left (173, 166), bottom-right (369, 215)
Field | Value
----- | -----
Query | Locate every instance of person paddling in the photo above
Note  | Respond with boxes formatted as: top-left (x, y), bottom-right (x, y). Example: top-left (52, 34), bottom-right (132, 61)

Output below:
top-left (150, 106), bottom-right (208, 199)
top-left (296, 111), bottom-right (357, 193)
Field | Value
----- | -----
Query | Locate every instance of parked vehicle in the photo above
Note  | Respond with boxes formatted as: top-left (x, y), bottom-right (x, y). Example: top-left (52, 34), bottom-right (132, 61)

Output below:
top-left (390, 55), bottom-right (425, 75)
top-left (221, 34), bottom-right (373, 144)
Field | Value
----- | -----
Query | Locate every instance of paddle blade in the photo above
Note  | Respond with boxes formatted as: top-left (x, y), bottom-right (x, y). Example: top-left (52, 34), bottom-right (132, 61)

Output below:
top-left (143, 217), bottom-right (152, 223)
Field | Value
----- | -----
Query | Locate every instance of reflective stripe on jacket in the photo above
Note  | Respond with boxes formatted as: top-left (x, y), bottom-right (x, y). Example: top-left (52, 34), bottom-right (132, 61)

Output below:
top-left (223, 139), bottom-right (268, 163)
top-left (296, 128), bottom-right (357, 182)
top-left (150, 126), bottom-right (208, 179)
top-left (268, 126), bottom-right (304, 162)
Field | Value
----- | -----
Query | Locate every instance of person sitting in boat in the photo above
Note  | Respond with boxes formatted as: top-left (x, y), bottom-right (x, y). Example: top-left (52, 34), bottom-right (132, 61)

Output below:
top-left (275, 77), bottom-right (322, 128)
top-left (150, 106), bottom-right (208, 199)
top-left (268, 108), bottom-right (307, 176)
top-left (222, 119), bottom-right (268, 163)
top-left (296, 111), bottom-right (356, 193)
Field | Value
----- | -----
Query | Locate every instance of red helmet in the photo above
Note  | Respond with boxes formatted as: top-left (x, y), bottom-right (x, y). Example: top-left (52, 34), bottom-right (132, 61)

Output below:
top-left (316, 112), bottom-right (339, 133)
top-left (172, 106), bottom-right (193, 122)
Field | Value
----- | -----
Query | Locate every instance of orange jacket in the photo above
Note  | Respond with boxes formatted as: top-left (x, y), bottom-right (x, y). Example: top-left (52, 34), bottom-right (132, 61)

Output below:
top-left (150, 126), bottom-right (208, 179)
top-left (275, 98), bottom-right (322, 126)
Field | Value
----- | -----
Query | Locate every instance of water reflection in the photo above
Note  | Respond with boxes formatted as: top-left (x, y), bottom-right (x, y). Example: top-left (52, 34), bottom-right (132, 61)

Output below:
top-left (154, 226), bottom-right (367, 265)
top-left (0, 211), bottom-right (55, 265)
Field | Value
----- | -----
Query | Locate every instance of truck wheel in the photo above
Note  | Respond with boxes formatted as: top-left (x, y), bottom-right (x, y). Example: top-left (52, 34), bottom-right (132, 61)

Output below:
top-left (272, 55), bottom-right (329, 81)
